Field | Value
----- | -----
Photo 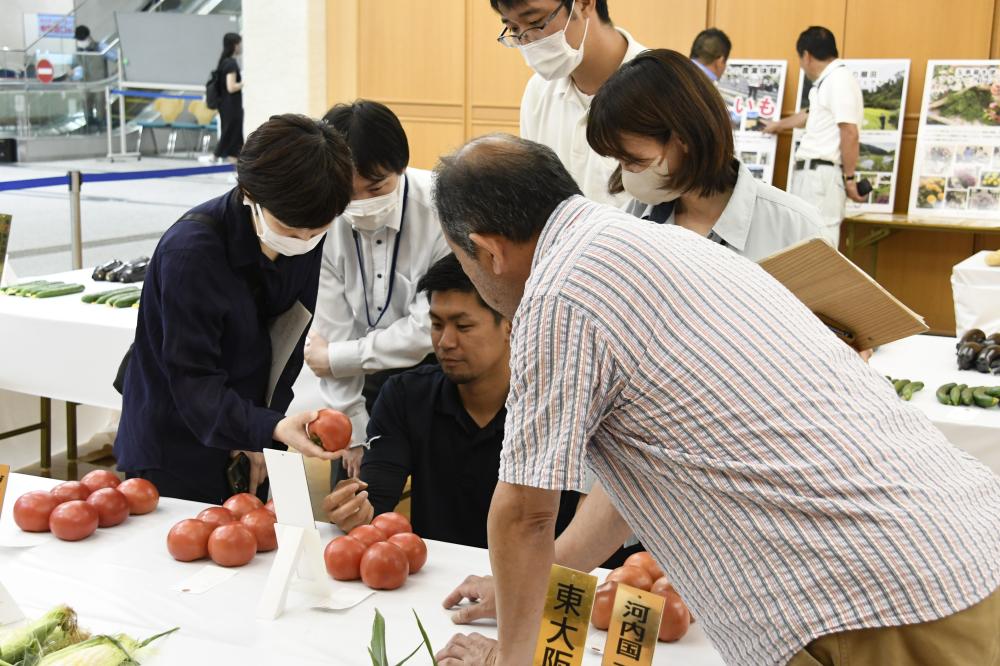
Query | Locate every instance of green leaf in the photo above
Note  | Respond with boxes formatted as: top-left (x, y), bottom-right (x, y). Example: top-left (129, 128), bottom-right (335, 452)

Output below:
top-left (412, 610), bottom-right (438, 666)
top-left (393, 642), bottom-right (423, 666)
top-left (369, 610), bottom-right (388, 666)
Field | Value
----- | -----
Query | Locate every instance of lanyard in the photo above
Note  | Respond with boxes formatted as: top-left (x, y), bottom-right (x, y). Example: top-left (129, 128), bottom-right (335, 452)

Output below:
top-left (352, 177), bottom-right (409, 331)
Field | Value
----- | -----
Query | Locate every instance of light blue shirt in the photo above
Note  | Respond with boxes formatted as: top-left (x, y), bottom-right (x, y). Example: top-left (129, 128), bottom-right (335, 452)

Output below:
top-left (691, 58), bottom-right (718, 82)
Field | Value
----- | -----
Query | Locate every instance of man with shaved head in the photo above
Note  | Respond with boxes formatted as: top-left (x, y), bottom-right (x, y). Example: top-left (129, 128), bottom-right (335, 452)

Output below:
top-left (432, 133), bottom-right (1000, 666)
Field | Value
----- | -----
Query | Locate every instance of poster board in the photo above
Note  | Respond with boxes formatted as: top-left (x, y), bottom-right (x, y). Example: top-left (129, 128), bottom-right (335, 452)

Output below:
top-left (908, 60), bottom-right (1000, 219)
top-left (718, 59), bottom-right (787, 185)
top-left (788, 59), bottom-right (910, 214)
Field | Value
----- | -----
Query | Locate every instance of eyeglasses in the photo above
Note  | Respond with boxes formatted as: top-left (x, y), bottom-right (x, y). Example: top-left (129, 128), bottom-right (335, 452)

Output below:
top-left (496, 3), bottom-right (567, 47)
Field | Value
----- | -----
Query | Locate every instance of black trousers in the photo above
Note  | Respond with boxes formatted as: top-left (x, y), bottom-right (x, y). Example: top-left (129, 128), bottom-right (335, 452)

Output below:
top-left (214, 103), bottom-right (244, 158)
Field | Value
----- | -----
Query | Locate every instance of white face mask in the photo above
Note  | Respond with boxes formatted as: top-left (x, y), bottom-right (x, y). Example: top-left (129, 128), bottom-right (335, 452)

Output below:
top-left (76, 39), bottom-right (90, 49)
top-left (245, 198), bottom-right (325, 256)
top-left (517, 1), bottom-right (589, 81)
top-left (343, 179), bottom-right (401, 231)
top-left (621, 156), bottom-right (685, 205)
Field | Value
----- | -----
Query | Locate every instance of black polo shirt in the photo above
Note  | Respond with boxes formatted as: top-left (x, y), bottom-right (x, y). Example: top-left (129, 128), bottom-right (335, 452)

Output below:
top-left (361, 365), bottom-right (577, 549)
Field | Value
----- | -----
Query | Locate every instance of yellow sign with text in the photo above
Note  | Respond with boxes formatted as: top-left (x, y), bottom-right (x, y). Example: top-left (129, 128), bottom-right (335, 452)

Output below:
top-left (532, 564), bottom-right (598, 666)
top-left (0, 464), bottom-right (9, 518)
top-left (601, 583), bottom-right (665, 666)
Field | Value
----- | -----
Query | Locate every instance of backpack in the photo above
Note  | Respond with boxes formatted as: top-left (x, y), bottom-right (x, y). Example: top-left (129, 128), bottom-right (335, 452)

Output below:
top-left (205, 70), bottom-right (221, 110)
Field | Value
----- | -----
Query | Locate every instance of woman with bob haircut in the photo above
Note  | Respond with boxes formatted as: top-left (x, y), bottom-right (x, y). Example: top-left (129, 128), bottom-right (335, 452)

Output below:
top-left (587, 48), bottom-right (821, 261)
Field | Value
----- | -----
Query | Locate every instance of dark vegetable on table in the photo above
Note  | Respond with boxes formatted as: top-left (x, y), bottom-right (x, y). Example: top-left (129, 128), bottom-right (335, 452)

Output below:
top-left (976, 345), bottom-right (1000, 373)
top-left (958, 329), bottom-right (986, 347)
top-left (957, 342), bottom-right (984, 370)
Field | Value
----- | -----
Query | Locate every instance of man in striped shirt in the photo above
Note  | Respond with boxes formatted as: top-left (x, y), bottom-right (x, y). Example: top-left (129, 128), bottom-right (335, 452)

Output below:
top-left (431, 134), bottom-right (1000, 666)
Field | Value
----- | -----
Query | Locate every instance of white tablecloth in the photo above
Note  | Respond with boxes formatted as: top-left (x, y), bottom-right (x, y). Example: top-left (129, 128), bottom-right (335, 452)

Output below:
top-left (0, 473), bottom-right (724, 665)
top-left (870, 334), bottom-right (1000, 474)
top-left (952, 251), bottom-right (1000, 336)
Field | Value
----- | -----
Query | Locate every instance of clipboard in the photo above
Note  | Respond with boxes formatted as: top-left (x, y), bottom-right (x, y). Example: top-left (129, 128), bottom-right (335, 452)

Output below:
top-left (758, 238), bottom-right (928, 350)
top-left (266, 300), bottom-right (313, 407)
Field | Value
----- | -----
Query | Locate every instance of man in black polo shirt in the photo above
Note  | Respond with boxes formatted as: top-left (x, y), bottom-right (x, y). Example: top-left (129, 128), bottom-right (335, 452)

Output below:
top-left (320, 254), bottom-right (577, 547)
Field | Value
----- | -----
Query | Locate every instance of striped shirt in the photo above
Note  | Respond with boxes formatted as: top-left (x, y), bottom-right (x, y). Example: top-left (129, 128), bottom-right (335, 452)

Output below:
top-left (500, 195), bottom-right (1000, 666)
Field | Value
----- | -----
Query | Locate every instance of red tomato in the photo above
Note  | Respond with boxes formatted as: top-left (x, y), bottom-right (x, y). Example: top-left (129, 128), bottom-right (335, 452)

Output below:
top-left (50, 481), bottom-right (90, 504)
top-left (264, 499), bottom-right (276, 514)
top-left (241, 508), bottom-right (278, 552)
top-left (650, 576), bottom-right (677, 599)
top-left (323, 535), bottom-right (367, 581)
top-left (360, 541), bottom-right (409, 590)
top-left (372, 512), bottom-right (412, 538)
top-left (197, 507), bottom-right (236, 530)
top-left (348, 524), bottom-right (386, 548)
top-left (167, 519), bottom-right (215, 562)
top-left (223, 493), bottom-right (264, 520)
top-left (308, 409), bottom-right (352, 452)
top-left (624, 551), bottom-right (665, 582)
top-left (207, 523), bottom-right (257, 567)
top-left (48, 500), bottom-right (99, 541)
top-left (658, 591), bottom-right (691, 642)
top-left (79, 469), bottom-right (121, 495)
top-left (591, 581), bottom-right (619, 630)
top-left (116, 478), bottom-right (159, 515)
top-left (387, 532), bottom-right (427, 574)
top-left (606, 565), bottom-right (653, 591)
top-left (13, 491), bottom-right (59, 532)
top-left (86, 488), bottom-right (129, 527)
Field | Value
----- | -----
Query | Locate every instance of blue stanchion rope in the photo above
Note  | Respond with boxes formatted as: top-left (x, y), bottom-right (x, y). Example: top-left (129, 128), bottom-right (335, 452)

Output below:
top-left (0, 163), bottom-right (233, 192)
top-left (109, 89), bottom-right (202, 101)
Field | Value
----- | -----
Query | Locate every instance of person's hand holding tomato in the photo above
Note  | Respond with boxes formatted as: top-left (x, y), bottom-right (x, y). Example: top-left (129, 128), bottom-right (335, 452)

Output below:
top-left (273, 411), bottom-right (343, 461)
top-left (322, 479), bottom-right (374, 533)
top-left (442, 574), bottom-right (498, 624)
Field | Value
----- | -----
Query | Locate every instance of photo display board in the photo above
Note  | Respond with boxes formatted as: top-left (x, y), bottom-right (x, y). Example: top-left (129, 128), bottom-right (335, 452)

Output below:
top-left (789, 59), bottom-right (910, 214)
top-left (909, 60), bottom-right (1000, 219)
top-left (718, 59), bottom-right (787, 185)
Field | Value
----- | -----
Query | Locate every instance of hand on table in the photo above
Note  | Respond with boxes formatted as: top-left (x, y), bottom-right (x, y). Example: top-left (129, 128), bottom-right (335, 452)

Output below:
top-left (273, 411), bottom-right (343, 462)
top-left (442, 575), bottom-right (497, 624)
top-left (232, 450), bottom-right (267, 494)
top-left (340, 447), bottom-right (364, 478)
top-left (304, 331), bottom-right (331, 377)
top-left (435, 632), bottom-right (497, 666)
top-left (321, 479), bottom-right (374, 532)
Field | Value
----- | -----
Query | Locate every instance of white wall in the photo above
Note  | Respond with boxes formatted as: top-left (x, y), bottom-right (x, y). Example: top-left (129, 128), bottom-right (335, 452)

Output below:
top-left (1, 0), bottom-right (73, 52)
top-left (241, 0), bottom-right (328, 136)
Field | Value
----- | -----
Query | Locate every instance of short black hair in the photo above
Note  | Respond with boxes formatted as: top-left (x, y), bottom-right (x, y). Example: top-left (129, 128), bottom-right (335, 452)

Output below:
top-left (490, 0), bottom-right (612, 24)
top-left (796, 26), bottom-right (838, 60)
top-left (417, 254), bottom-right (502, 322)
top-left (237, 114), bottom-right (353, 229)
top-left (433, 133), bottom-right (582, 256)
top-left (74, 25), bottom-right (91, 40)
top-left (323, 100), bottom-right (409, 181)
top-left (690, 28), bottom-right (731, 63)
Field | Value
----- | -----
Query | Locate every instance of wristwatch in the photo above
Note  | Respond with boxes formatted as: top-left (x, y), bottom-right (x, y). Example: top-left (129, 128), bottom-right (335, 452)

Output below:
top-left (843, 173), bottom-right (856, 182)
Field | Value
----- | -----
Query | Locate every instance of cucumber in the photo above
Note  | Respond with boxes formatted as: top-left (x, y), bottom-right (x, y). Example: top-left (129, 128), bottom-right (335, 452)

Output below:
top-left (936, 383), bottom-right (957, 404)
top-left (33, 284), bottom-right (85, 298)
top-left (960, 386), bottom-right (975, 406)
top-left (986, 387), bottom-right (1000, 399)
top-left (972, 388), bottom-right (999, 409)
top-left (111, 293), bottom-right (141, 308)
top-left (23, 281), bottom-right (64, 296)
top-left (106, 290), bottom-right (141, 307)
top-left (892, 378), bottom-right (909, 395)
top-left (2, 280), bottom-right (46, 295)
top-left (901, 381), bottom-right (923, 401)
top-left (950, 384), bottom-right (966, 406)
top-left (96, 287), bottom-right (139, 305)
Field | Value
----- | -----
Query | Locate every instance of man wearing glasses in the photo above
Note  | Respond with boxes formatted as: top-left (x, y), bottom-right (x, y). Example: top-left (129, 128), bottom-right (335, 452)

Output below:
top-left (491, 0), bottom-right (645, 206)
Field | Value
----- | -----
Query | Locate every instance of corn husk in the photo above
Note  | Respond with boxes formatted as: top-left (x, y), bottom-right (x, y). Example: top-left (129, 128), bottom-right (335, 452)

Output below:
top-left (0, 606), bottom-right (86, 664)
top-left (38, 628), bottom-right (177, 666)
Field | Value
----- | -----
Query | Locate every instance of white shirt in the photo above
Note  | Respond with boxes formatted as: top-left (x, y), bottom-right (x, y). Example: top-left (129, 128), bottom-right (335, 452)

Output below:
top-left (626, 161), bottom-right (824, 261)
top-left (313, 167), bottom-right (450, 436)
top-left (519, 28), bottom-right (647, 206)
top-left (795, 59), bottom-right (864, 163)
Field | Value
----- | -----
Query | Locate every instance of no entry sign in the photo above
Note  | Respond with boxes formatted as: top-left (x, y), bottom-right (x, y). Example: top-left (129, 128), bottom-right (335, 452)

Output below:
top-left (36, 59), bottom-right (54, 83)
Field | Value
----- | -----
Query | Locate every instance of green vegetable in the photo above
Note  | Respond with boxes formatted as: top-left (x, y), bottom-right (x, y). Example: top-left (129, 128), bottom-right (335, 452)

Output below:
top-left (367, 610), bottom-right (436, 666)
top-left (33, 284), bottom-right (85, 299)
top-left (106, 291), bottom-right (141, 308)
top-left (38, 628), bottom-right (176, 666)
top-left (986, 387), bottom-right (1000, 399)
top-left (950, 384), bottom-right (966, 406)
top-left (2, 280), bottom-right (46, 295)
top-left (111, 294), bottom-right (141, 309)
top-left (936, 383), bottom-right (957, 404)
top-left (961, 386), bottom-right (975, 406)
top-left (95, 288), bottom-right (138, 305)
top-left (900, 381), bottom-right (923, 401)
top-left (18, 282), bottom-right (62, 297)
top-left (0, 606), bottom-right (84, 663)
top-left (973, 388), bottom-right (999, 409)
top-left (892, 378), bottom-right (909, 394)
top-left (82, 288), bottom-right (136, 305)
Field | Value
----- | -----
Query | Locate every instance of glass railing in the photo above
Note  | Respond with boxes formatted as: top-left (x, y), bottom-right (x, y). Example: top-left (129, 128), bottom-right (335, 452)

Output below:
top-left (0, 77), bottom-right (122, 137)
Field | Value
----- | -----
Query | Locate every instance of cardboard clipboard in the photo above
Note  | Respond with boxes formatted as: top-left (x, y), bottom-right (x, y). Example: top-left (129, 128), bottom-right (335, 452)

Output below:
top-left (758, 238), bottom-right (928, 350)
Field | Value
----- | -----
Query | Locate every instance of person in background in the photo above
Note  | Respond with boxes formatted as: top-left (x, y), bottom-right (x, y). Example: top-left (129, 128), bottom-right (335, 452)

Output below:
top-left (213, 32), bottom-right (244, 164)
top-left (320, 254), bottom-right (578, 556)
top-left (492, 0), bottom-right (645, 205)
top-left (115, 115), bottom-right (352, 504)
top-left (588, 49), bottom-right (821, 261)
top-left (761, 26), bottom-right (866, 245)
top-left (689, 27), bottom-right (730, 82)
top-left (429, 133), bottom-right (1000, 666)
top-left (71, 25), bottom-right (115, 130)
top-left (305, 100), bottom-right (449, 485)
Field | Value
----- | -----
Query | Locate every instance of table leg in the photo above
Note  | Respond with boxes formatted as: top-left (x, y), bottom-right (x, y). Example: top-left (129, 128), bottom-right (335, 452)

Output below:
top-left (66, 402), bottom-right (78, 463)
top-left (845, 220), bottom-right (856, 261)
top-left (40, 397), bottom-right (52, 471)
top-left (870, 228), bottom-right (880, 278)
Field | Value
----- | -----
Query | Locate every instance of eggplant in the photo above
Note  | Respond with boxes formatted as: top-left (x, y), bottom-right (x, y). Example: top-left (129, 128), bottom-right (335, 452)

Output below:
top-left (985, 333), bottom-right (1000, 346)
top-left (976, 345), bottom-right (1000, 373)
top-left (92, 259), bottom-right (122, 281)
top-left (959, 329), bottom-right (986, 347)
top-left (992, 356), bottom-right (1000, 375)
top-left (957, 341), bottom-right (984, 370)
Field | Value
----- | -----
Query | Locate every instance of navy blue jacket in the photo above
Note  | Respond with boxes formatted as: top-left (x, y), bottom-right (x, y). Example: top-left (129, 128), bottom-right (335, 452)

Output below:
top-left (115, 188), bottom-right (322, 499)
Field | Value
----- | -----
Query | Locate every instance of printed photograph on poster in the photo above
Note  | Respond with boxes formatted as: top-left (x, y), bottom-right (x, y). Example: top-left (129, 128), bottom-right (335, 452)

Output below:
top-left (788, 59), bottom-right (910, 214)
top-left (909, 60), bottom-right (1000, 219)
top-left (719, 60), bottom-right (787, 185)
